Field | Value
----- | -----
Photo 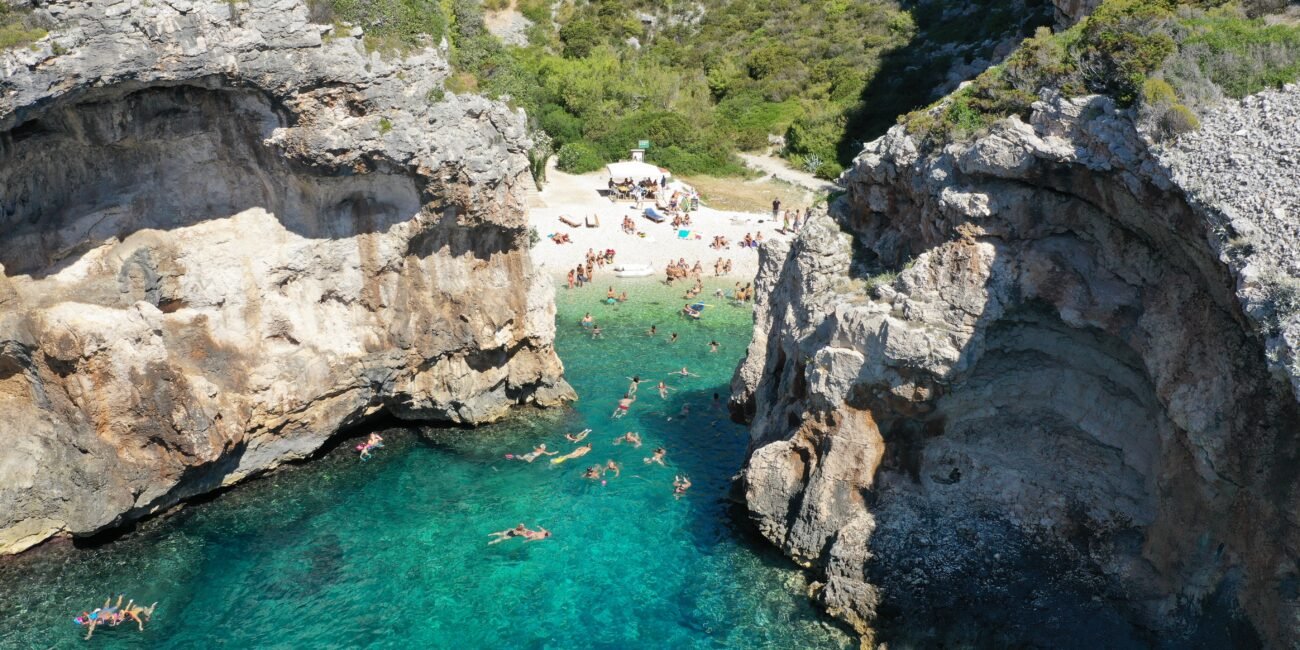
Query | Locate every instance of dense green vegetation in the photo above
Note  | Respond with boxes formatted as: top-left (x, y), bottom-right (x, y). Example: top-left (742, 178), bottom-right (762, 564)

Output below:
top-left (902, 0), bottom-right (1300, 145)
top-left (309, 0), bottom-right (1051, 178)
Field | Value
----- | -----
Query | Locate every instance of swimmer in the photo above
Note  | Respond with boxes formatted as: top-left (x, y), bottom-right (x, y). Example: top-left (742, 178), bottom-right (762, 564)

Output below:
top-left (605, 459), bottom-right (622, 478)
top-left (709, 340), bottom-right (719, 352)
top-left (644, 447), bottom-right (667, 466)
top-left (657, 381), bottom-right (673, 399)
top-left (120, 600), bottom-right (157, 632)
top-left (514, 443), bottom-right (558, 463)
top-left (674, 474), bottom-right (692, 498)
top-left (672, 367), bottom-right (697, 377)
top-left (619, 291), bottom-right (629, 302)
top-left (583, 465), bottom-right (604, 480)
top-left (614, 431), bottom-right (642, 448)
top-left (554, 443), bottom-right (593, 463)
top-left (647, 324), bottom-right (657, 337)
top-left (523, 526), bottom-right (552, 542)
top-left (612, 394), bottom-right (635, 418)
top-left (580, 312), bottom-right (594, 328)
top-left (607, 286), bottom-right (616, 300)
top-left (564, 429), bottom-right (591, 443)
top-left (82, 596), bottom-right (123, 639)
top-left (357, 432), bottom-right (385, 460)
top-left (626, 375), bottom-right (642, 395)
top-left (488, 523), bottom-right (530, 545)
top-left (669, 332), bottom-right (678, 344)
top-left (591, 324), bottom-right (603, 338)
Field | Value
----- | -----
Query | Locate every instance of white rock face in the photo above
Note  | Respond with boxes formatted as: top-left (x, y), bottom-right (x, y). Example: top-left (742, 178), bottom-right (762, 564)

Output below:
top-left (0, 0), bottom-right (572, 555)
top-left (733, 93), bottom-right (1300, 646)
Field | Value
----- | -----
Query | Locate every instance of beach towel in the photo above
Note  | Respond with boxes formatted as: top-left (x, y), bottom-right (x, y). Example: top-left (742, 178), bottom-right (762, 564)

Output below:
top-left (677, 229), bottom-right (690, 240)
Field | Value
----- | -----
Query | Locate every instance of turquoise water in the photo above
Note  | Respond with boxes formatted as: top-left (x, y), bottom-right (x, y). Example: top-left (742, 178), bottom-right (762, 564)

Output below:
top-left (0, 280), bottom-right (851, 649)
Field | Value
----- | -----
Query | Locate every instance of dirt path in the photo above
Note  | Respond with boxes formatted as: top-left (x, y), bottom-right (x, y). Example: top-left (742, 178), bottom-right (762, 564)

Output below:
top-left (738, 152), bottom-right (841, 194)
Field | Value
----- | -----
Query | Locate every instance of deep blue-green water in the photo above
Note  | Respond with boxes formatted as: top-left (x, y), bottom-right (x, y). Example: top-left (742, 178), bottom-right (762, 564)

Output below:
top-left (0, 280), bottom-right (850, 649)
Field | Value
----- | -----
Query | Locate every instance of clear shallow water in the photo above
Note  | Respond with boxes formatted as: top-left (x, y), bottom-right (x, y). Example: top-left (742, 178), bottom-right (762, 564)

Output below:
top-left (0, 279), bottom-right (851, 649)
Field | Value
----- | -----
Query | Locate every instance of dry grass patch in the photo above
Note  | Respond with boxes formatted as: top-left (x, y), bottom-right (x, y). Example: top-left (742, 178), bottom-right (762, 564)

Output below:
top-left (680, 175), bottom-right (817, 214)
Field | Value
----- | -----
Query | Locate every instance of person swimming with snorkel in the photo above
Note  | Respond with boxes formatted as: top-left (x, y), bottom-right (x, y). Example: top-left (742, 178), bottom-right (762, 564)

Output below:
top-left (357, 432), bottom-right (384, 461)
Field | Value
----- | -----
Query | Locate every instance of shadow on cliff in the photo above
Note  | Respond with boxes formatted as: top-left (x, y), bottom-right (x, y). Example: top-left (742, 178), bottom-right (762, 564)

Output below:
top-left (0, 82), bottom-right (517, 280)
top-left (835, 0), bottom-right (1053, 166)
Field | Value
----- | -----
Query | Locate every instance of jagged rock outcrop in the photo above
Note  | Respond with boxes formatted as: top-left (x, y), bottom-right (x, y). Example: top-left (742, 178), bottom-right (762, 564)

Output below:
top-left (0, 0), bottom-right (573, 555)
top-left (733, 88), bottom-right (1300, 646)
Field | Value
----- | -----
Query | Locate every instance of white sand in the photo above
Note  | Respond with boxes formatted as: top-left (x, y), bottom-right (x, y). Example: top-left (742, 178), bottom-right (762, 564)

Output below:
top-left (527, 166), bottom-right (795, 280)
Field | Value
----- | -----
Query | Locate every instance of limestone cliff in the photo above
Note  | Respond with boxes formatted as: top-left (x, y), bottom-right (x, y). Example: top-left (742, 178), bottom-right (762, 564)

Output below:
top-left (0, 0), bottom-right (572, 555)
top-left (732, 87), bottom-right (1300, 646)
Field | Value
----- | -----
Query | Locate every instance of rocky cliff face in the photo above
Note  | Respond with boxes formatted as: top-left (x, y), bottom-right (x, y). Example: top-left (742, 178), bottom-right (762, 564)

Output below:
top-left (0, 0), bottom-right (572, 555)
top-left (732, 87), bottom-right (1300, 646)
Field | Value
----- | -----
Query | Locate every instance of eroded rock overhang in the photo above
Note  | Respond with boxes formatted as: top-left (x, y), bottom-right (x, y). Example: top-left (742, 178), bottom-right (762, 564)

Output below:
top-left (0, 0), bottom-right (572, 555)
top-left (732, 92), bottom-right (1300, 646)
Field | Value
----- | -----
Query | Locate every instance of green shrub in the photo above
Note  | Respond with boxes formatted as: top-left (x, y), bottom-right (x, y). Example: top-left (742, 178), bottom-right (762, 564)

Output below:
top-left (556, 142), bottom-right (604, 173)
top-left (559, 19), bottom-right (601, 58)
top-left (0, 4), bottom-right (47, 50)
top-left (324, 0), bottom-right (446, 53)
top-left (378, 117), bottom-right (393, 133)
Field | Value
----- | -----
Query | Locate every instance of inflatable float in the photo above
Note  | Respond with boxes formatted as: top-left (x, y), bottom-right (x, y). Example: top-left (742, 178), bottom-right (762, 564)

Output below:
top-left (614, 264), bottom-right (654, 278)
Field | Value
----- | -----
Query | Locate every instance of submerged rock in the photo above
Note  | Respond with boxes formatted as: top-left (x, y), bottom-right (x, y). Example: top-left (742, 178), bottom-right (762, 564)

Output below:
top-left (733, 88), bottom-right (1300, 646)
top-left (0, 0), bottom-right (573, 554)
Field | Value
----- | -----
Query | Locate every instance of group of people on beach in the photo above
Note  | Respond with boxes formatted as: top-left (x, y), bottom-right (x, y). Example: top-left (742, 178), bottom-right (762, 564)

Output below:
top-left (773, 199), bottom-right (812, 235)
top-left (664, 258), bottom-right (703, 283)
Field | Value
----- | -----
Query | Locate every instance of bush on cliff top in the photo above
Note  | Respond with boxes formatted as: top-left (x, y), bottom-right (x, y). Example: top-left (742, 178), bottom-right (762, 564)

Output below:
top-left (901, 0), bottom-right (1300, 146)
top-left (0, 4), bottom-right (48, 51)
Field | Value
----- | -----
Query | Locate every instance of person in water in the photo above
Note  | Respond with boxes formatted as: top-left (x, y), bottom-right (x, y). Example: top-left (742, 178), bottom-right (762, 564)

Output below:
top-left (583, 465), bottom-right (603, 480)
top-left (614, 431), bottom-right (642, 447)
top-left (644, 447), bottom-right (667, 466)
top-left (605, 459), bottom-right (622, 478)
top-left (523, 527), bottom-right (552, 542)
top-left (358, 432), bottom-right (384, 461)
top-left (488, 523), bottom-right (528, 544)
top-left (580, 312), bottom-right (594, 328)
top-left (619, 291), bottom-right (629, 302)
top-left (565, 429), bottom-right (591, 443)
top-left (554, 443), bottom-right (593, 463)
top-left (591, 324), bottom-right (603, 339)
top-left (709, 340), bottom-right (719, 352)
top-left (674, 475), bottom-right (692, 498)
top-left (647, 324), bottom-right (657, 337)
top-left (607, 286), bottom-right (617, 300)
top-left (514, 443), bottom-right (557, 463)
top-left (682, 303), bottom-right (700, 318)
top-left (673, 367), bottom-right (697, 377)
top-left (626, 376), bottom-right (641, 396)
top-left (612, 394), bottom-right (635, 418)
top-left (668, 332), bottom-right (678, 344)
top-left (78, 596), bottom-right (155, 639)
top-left (657, 381), bottom-right (673, 399)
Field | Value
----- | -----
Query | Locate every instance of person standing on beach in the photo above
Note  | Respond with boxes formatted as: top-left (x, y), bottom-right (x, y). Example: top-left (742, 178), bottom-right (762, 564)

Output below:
top-left (772, 197), bottom-right (781, 218)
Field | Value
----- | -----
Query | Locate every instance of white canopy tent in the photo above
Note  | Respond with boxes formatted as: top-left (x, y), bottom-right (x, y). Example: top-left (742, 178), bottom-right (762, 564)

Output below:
top-left (606, 160), bottom-right (668, 182)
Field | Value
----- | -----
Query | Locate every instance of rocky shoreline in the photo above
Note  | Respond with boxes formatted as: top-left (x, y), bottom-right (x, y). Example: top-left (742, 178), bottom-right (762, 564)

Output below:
top-left (732, 87), bottom-right (1300, 646)
top-left (0, 0), bottom-right (572, 555)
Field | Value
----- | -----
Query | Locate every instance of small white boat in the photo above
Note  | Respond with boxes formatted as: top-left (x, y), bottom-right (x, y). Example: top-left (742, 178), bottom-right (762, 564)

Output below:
top-left (614, 263), bottom-right (655, 278)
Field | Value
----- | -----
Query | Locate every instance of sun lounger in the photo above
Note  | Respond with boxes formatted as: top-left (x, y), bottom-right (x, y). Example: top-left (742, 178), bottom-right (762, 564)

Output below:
top-left (585, 215), bottom-right (600, 228)
top-left (559, 215), bottom-right (581, 228)
top-left (644, 207), bottom-right (666, 223)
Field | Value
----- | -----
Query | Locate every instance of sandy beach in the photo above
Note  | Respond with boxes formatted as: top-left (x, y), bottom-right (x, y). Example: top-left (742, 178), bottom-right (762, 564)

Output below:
top-left (527, 165), bottom-right (803, 280)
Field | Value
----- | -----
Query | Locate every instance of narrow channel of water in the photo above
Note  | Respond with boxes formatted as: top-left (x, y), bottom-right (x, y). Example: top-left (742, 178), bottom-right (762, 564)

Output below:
top-left (0, 279), bottom-right (851, 648)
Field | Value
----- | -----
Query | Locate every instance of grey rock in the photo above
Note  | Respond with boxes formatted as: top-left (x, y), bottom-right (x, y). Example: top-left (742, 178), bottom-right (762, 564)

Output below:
top-left (734, 90), bottom-right (1300, 645)
top-left (0, 0), bottom-right (573, 555)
